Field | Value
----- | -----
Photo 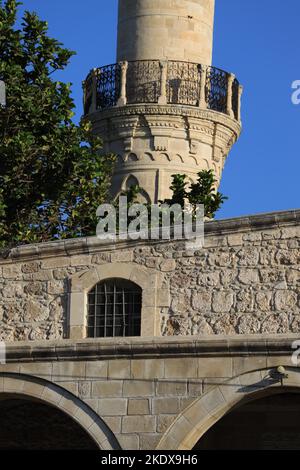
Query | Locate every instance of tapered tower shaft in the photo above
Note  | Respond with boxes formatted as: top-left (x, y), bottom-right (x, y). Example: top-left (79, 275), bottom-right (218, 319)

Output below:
top-left (117, 0), bottom-right (215, 65)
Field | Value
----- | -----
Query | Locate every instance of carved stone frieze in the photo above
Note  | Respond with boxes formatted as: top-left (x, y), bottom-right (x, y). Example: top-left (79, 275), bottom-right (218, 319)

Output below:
top-left (90, 103), bottom-right (241, 203)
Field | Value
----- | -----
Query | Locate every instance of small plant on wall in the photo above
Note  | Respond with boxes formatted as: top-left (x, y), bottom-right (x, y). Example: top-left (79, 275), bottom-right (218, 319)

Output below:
top-left (163, 170), bottom-right (228, 220)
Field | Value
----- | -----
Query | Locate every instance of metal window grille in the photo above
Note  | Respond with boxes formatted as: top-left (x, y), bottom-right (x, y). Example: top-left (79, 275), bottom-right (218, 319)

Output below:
top-left (87, 279), bottom-right (142, 338)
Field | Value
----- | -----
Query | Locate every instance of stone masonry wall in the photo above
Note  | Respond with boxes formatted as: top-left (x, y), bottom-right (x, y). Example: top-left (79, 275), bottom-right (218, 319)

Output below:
top-left (117, 0), bottom-right (215, 65)
top-left (1, 335), bottom-right (298, 450)
top-left (0, 210), bottom-right (299, 342)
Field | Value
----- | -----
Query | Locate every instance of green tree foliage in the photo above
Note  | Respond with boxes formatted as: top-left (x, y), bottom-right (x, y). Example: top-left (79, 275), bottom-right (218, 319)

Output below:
top-left (0, 0), bottom-right (114, 248)
top-left (114, 170), bottom-right (227, 235)
top-left (165, 170), bottom-right (227, 219)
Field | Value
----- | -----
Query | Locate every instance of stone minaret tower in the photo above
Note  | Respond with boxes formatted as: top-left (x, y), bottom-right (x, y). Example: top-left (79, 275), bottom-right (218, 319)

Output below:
top-left (84, 0), bottom-right (242, 203)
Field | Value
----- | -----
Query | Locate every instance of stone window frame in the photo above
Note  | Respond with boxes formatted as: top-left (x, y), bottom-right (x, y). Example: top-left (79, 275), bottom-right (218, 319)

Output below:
top-left (69, 263), bottom-right (170, 339)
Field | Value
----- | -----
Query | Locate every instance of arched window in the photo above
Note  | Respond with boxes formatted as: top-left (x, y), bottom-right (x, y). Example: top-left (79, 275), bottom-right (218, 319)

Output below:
top-left (87, 278), bottom-right (142, 338)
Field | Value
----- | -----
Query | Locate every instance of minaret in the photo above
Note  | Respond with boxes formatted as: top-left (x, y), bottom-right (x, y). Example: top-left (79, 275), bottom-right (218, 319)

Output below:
top-left (117, 0), bottom-right (215, 65)
top-left (83, 0), bottom-right (242, 203)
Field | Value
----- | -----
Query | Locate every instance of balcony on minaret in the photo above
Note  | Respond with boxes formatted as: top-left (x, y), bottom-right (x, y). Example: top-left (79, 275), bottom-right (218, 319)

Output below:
top-left (83, 0), bottom-right (243, 204)
top-left (83, 61), bottom-right (242, 123)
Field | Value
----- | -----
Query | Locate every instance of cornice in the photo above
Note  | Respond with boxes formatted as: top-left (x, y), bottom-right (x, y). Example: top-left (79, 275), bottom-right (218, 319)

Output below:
top-left (89, 104), bottom-right (242, 136)
top-left (2, 334), bottom-right (298, 363)
top-left (1, 209), bottom-right (300, 263)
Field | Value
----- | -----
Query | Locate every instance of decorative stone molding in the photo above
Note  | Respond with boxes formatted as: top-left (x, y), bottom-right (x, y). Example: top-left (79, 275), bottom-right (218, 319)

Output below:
top-left (2, 333), bottom-right (298, 362)
top-left (69, 263), bottom-right (168, 340)
top-left (0, 372), bottom-right (119, 450)
top-left (117, 61), bottom-right (128, 107)
top-left (93, 104), bottom-right (241, 135)
top-left (92, 102), bottom-right (241, 202)
top-left (3, 209), bottom-right (300, 262)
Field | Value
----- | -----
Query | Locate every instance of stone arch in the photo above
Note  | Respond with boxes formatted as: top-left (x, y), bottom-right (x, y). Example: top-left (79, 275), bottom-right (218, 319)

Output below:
top-left (0, 372), bottom-right (119, 450)
top-left (202, 158), bottom-right (210, 169)
top-left (173, 154), bottom-right (184, 164)
top-left (157, 367), bottom-right (300, 450)
top-left (122, 174), bottom-right (139, 190)
top-left (212, 162), bottom-right (218, 175)
top-left (127, 153), bottom-right (139, 162)
top-left (142, 152), bottom-right (155, 162)
top-left (196, 158), bottom-right (209, 170)
top-left (187, 155), bottom-right (198, 166)
top-left (116, 154), bottom-right (124, 165)
top-left (69, 263), bottom-right (169, 338)
top-left (157, 153), bottom-right (171, 163)
top-left (120, 175), bottom-right (151, 203)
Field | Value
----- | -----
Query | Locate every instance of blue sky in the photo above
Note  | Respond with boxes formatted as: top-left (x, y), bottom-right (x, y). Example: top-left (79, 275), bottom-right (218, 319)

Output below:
top-left (17, 1), bottom-right (300, 219)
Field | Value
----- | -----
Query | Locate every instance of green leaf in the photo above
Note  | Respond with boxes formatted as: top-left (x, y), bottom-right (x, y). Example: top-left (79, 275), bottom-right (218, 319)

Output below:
top-left (0, 0), bottom-right (115, 247)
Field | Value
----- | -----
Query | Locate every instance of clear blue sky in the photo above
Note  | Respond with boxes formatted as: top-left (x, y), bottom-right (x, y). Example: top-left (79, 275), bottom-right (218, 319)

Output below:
top-left (17, 1), bottom-right (300, 219)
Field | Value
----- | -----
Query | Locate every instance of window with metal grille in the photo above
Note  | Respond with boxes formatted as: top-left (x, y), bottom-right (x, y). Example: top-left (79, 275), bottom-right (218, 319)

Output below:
top-left (87, 279), bottom-right (142, 338)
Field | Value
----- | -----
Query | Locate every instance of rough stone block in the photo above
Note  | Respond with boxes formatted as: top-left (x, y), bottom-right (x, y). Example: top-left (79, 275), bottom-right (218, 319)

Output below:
top-left (192, 291), bottom-right (211, 310)
top-left (131, 359), bottom-right (164, 379)
top-left (238, 269), bottom-right (260, 285)
top-left (157, 414), bottom-right (176, 433)
top-left (2, 264), bottom-right (22, 279)
top-left (52, 361), bottom-right (85, 381)
top-left (86, 361), bottom-right (108, 379)
top-left (164, 358), bottom-right (198, 379)
top-left (188, 380), bottom-right (203, 397)
top-left (122, 415), bottom-right (156, 434)
top-left (152, 397), bottom-right (180, 414)
top-left (21, 262), bottom-right (40, 274)
top-left (274, 290), bottom-right (297, 311)
top-left (111, 251), bottom-right (133, 263)
top-left (41, 257), bottom-right (70, 269)
top-left (30, 270), bottom-right (53, 281)
top-left (159, 259), bottom-right (176, 272)
top-left (128, 398), bottom-right (150, 415)
top-left (108, 360), bottom-right (131, 379)
top-left (70, 255), bottom-right (92, 266)
top-left (123, 380), bottom-right (155, 397)
top-left (139, 433), bottom-right (161, 451)
top-left (116, 434), bottom-right (139, 450)
top-left (91, 380), bottom-right (123, 398)
top-left (212, 291), bottom-right (234, 313)
top-left (227, 233), bottom-right (244, 246)
top-left (156, 381), bottom-right (187, 396)
top-left (103, 416), bottom-right (122, 434)
top-left (197, 357), bottom-right (232, 378)
top-left (98, 398), bottom-right (128, 416)
top-left (20, 362), bottom-right (52, 379)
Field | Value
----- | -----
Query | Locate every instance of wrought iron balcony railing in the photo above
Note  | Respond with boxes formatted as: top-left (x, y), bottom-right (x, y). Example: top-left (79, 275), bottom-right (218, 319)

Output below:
top-left (83, 60), bottom-right (242, 121)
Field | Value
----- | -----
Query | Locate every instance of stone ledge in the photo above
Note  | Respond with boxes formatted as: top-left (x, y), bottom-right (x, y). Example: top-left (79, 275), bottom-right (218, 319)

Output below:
top-left (3, 333), bottom-right (299, 363)
top-left (2, 209), bottom-right (300, 263)
top-left (90, 103), bottom-right (242, 135)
